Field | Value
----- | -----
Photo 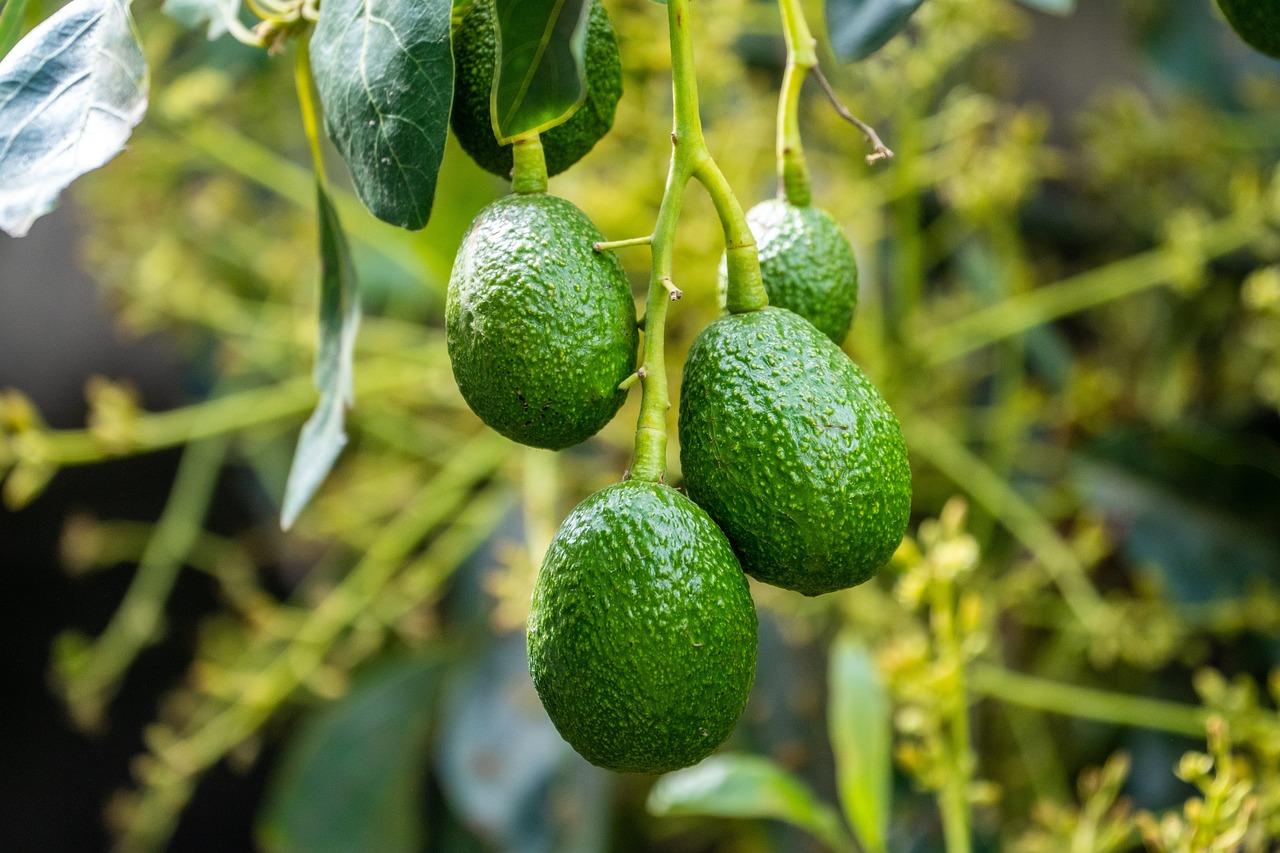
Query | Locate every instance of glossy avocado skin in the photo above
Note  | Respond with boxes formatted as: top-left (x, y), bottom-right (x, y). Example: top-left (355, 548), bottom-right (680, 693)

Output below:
top-left (451, 0), bottom-right (623, 178)
top-left (1218, 0), bottom-right (1280, 58)
top-left (679, 307), bottom-right (911, 597)
top-left (447, 193), bottom-right (637, 449)
top-left (527, 480), bottom-right (758, 773)
top-left (720, 200), bottom-right (858, 343)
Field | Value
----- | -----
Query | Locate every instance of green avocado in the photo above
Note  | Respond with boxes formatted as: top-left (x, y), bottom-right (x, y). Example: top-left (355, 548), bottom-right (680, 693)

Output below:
top-left (720, 200), bottom-right (858, 343)
top-left (447, 193), bottom-right (637, 449)
top-left (679, 307), bottom-right (911, 597)
top-left (527, 480), bottom-right (758, 773)
top-left (1218, 0), bottom-right (1280, 58)
top-left (451, 0), bottom-right (623, 179)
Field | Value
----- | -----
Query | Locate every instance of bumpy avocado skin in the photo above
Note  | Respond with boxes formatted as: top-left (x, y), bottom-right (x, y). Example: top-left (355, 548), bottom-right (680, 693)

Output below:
top-left (447, 194), bottom-right (637, 449)
top-left (679, 308), bottom-right (911, 597)
top-left (451, 0), bottom-right (623, 178)
top-left (1218, 0), bottom-right (1280, 58)
top-left (719, 200), bottom-right (858, 343)
top-left (527, 480), bottom-right (758, 774)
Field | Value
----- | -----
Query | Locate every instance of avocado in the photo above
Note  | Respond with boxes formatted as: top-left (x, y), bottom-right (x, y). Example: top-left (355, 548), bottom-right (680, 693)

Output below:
top-left (447, 193), bottom-right (637, 449)
top-left (451, 0), bottom-right (623, 179)
top-left (527, 480), bottom-right (758, 773)
top-left (1218, 0), bottom-right (1280, 58)
top-left (720, 200), bottom-right (858, 343)
top-left (679, 307), bottom-right (910, 596)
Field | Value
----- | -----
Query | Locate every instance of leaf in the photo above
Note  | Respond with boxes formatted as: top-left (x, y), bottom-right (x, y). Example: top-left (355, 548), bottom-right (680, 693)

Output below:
top-left (491, 0), bottom-right (591, 143)
top-left (824, 0), bottom-right (925, 62)
top-left (0, 0), bottom-right (33, 58)
top-left (0, 0), bottom-right (148, 238)
top-left (161, 0), bottom-right (240, 39)
top-left (648, 754), bottom-right (852, 852)
top-left (1015, 0), bottom-right (1076, 14)
top-left (828, 632), bottom-right (893, 853)
top-left (280, 184), bottom-right (361, 529)
top-left (309, 0), bottom-right (452, 231)
top-left (258, 656), bottom-right (439, 853)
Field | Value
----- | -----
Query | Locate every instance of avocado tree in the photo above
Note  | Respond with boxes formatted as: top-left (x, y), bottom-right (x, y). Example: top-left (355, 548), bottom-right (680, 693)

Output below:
top-left (3, 0), bottom-right (1280, 850)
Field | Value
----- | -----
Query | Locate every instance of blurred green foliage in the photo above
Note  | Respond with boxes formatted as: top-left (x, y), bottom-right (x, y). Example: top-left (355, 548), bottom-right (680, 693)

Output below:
top-left (2, 0), bottom-right (1280, 850)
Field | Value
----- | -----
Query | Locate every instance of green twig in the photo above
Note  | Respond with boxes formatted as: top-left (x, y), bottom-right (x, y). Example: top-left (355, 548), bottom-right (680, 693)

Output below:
top-left (776, 0), bottom-right (816, 206)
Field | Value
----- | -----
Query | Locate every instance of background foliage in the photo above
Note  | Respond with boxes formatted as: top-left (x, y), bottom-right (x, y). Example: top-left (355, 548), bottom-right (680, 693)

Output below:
top-left (2, 0), bottom-right (1279, 850)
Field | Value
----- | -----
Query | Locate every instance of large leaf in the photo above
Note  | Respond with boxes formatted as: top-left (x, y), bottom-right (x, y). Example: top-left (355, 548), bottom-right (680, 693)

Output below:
top-left (491, 0), bottom-right (591, 143)
top-left (828, 633), bottom-right (892, 853)
top-left (824, 0), bottom-right (925, 63)
top-left (648, 754), bottom-right (852, 852)
top-left (0, 0), bottom-right (147, 237)
top-left (310, 0), bottom-right (452, 230)
top-left (280, 184), bottom-right (361, 529)
top-left (258, 656), bottom-right (439, 853)
top-left (161, 0), bottom-right (240, 39)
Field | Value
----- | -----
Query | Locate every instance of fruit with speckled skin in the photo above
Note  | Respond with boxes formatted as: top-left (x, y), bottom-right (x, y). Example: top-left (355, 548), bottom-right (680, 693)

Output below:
top-left (1218, 0), bottom-right (1280, 58)
top-left (527, 480), bottom-right (757, 773)
top-left (447, 193), bottom-right (637, 449)
top-left (451, 0), bottom-right (623, 179)
top-left (719, 200), bottom-right (858, 343)
top-left (679, 307), bottom-right (911, 596)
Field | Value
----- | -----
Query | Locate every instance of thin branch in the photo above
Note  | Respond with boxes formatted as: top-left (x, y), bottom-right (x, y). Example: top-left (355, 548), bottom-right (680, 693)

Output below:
top-left (812, 65), bottom-right (894, 164)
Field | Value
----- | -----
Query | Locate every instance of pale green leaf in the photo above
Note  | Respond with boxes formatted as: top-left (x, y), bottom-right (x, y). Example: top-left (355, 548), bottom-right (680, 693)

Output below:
top-left (491, 0), bottom-right (591, 143)
top-left (161, 0), bottom-right (240, 39)
top-left (1016, 0), bottom-right (1076, 14)
top-left (829, 632), bottom-right (892, 853)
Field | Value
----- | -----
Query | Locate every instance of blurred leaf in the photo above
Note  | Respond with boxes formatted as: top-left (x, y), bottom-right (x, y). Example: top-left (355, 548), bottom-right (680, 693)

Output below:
top-left (828, 633), bottom-right (892, 853)
top-left (1015, 0), bottom-right (1075, 15)
top-left (281, 185), bottom-right (361, 529)
top-left (824, 0), bottom-right (925, 63)
top-left (259, 656), bottom-right (439, 853)
top-left (648, 754), bottom-right (853, 852)
top-left (491, 0), bottom-right (591, 143)
top-left (0, 0), bottom-right (147, 237)
top-left (310, 0), bottom-right (452, 230)
top-left (0, 0), bottom-right (32, 57)
top-left (161, 0), bottom-right (239, 39)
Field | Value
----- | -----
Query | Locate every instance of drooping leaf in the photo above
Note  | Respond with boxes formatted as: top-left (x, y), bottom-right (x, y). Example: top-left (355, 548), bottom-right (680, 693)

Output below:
top-left (258, 656), bottom-right (439, 853)
top-left (0, 0), bottom-right (33, 57)
top-left (490, 0), bottom-right (591, 143)
top-left (825, 0), bottom-right (925, 63)
top-left (648, 754), bottom-right (853, 852)
top-left (280, 184), bottom-right (361, 529)
top-left (1015, 0), bottom-right (1076, 14)
top-left (0, 0), bottom-right (147, 237)
top-left (162, 0), bottom-right (240, 39)
top-left (828, 633), bottom-right (893, 853)
top-left (310, 0), bottom-right (452, 230)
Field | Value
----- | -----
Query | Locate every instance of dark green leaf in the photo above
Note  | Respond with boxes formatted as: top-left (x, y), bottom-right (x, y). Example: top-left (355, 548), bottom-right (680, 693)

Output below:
top-left (281, 184), bottom-right (361, 529)
top-left (0, 0), bottom-right (147, 237)
top-left (259, 656), bottom-right (440, 853)
top-left (828, 633), bottom-right (892, 853)
top-left (491, 0), bottom-right (591, 143)
top-left (310, 0), bottom-right (452, 230)
top-left (825, 0), bottom-right (925, 62)
top-left (161, 0), bottom-right (240, 39)
top-left (648, 754), bottom-right (853, 852)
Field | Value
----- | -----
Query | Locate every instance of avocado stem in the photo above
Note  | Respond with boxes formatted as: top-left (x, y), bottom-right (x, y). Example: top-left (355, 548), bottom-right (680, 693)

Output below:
top-left (510, 133), bottom-right (548, 194)
top-left (776, 0), bottom-right (816, 206)
top-left (629, 0), bottom-right (767, 484)
top-left (593, 234), bottom-right (653, 252)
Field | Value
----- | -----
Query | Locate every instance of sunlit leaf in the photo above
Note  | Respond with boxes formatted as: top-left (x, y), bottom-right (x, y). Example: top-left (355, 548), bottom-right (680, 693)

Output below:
top-left (280, 184), bottom-right (361, 529)
top-left (0, 0), bottom-right (33, 57)
top-left (162, 0), bottom-right (240, 39)
top-left (825, 0), bottom-right (925, 62)
top-left (310, 0), bottom-right (452, 230)
top-left (828, 632), bottom-right (892, 853)
top-left (648, 753), bottom-right (852, 851)
top-left (0, 0), bottom-right (147, 237)
top-left (259, 657), bottom-right (439, 853)
top-left (491, 0), bottom-right (591, 143)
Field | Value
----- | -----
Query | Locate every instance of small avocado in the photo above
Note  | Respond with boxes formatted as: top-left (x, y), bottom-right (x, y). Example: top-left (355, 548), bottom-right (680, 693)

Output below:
top-left (720, 199), bottom-right (858, 343)
top-left (447, 193), bottom-right (637, 449)
top-left (679, 307), bottom-right (911, 596)
top-left (527, 480), bottom-right (758, 774)
top-left (451, 0), bottom-right (623, 179)
top-left (1218, 0), bottom-right (1280, 58)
